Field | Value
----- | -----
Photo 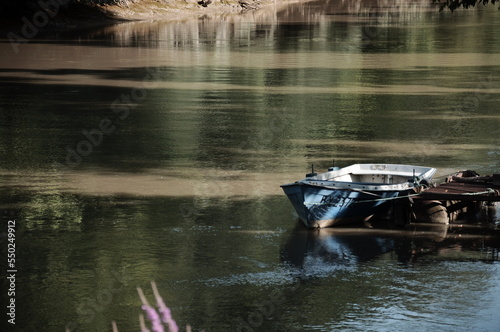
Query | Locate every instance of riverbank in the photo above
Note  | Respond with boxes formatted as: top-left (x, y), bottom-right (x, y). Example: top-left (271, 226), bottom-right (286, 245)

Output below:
top-left (0, 0), bottom-right (309, 33)
top-left (103, 0), bottom-right (306, 21)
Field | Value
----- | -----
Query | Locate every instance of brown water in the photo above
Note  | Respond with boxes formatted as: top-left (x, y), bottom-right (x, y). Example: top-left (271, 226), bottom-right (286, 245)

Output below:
top-left (1, 1), bottom-right (500, 331)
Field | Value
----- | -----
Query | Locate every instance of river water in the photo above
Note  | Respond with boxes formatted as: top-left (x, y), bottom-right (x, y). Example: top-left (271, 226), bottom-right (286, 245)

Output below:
top-left (1, 0), bottom-right (500, 331)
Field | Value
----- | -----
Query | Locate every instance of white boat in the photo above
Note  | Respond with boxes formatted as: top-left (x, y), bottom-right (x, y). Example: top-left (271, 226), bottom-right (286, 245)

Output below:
top-left (281, 163), bottom-right (436, 228)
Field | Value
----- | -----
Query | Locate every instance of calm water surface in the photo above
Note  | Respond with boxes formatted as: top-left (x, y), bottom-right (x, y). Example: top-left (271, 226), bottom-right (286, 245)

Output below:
top-left (1, 1), bottom-right (500, 331)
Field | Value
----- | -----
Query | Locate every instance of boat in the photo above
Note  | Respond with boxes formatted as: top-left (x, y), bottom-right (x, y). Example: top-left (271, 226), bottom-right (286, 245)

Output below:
top-left (280, 163), bottom-right (436, 229)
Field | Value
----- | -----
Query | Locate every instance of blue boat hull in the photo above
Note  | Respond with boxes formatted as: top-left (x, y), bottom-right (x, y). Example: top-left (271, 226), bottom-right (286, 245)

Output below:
top-left (281, 182), bottom-right (406, 228)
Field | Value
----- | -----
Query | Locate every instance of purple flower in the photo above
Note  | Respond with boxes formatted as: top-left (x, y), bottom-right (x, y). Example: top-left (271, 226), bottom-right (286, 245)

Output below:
top-left (151, 282), bottom-right (179, 332)
top-left (157, 303), bottom-right (178, 332)
top-left (141, 304), bottom-right (164, 332)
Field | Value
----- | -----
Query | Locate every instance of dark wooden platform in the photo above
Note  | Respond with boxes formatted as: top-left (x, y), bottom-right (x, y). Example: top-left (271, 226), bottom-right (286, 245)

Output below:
top-left (415, 174), bottom-right (500, 202)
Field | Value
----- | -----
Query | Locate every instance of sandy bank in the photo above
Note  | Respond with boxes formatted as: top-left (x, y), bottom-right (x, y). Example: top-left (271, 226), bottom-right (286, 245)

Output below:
top-left (101, 0), bottom-right (308, 22)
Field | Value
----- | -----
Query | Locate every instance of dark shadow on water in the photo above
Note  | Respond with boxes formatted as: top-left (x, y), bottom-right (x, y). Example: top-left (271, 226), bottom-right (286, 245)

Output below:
top-left (281, 221), bottom-right (500, 271)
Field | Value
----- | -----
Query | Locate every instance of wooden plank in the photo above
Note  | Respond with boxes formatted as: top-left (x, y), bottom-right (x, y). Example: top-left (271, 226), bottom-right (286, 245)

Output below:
top-left (415, 181), bottom-right (500, 202)
top-left (451, 175), bottom-right (500, 184)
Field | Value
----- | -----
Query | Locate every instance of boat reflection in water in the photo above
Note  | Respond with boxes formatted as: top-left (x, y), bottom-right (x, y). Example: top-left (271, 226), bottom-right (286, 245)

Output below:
top-left (281, 222), bottom-right (500, 272)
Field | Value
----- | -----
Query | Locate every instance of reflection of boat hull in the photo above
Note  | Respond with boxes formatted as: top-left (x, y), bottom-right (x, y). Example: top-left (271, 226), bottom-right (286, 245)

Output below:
top-left (281, 164), bottom-right (436, 229)
top-left (281, 224), bottom-right (500, 270)
top-left (281, 225), bottom-right (395, 270)
top-left (281, 182), bottom-right (407, 228)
